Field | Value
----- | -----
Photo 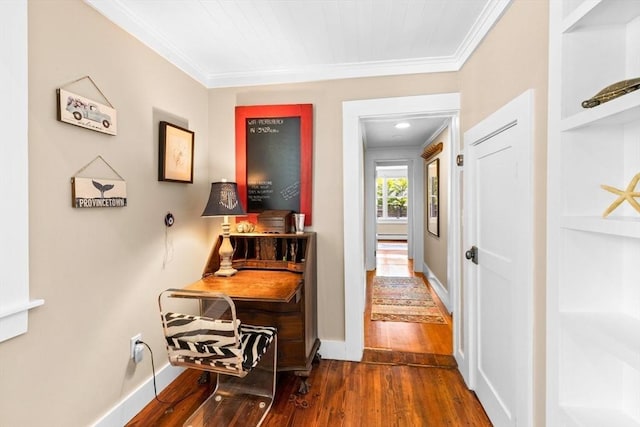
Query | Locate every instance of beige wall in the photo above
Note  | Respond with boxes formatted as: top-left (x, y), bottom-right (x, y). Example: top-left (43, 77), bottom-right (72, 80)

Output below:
top-left (423, 127), bottom-right (449, 290)
top-left (459, 0), bottom-right (549, 424)
top-left (0, 1), bottom-right (211, 425)
top-left (376, 222), bottom-right (408, 237)
top-left (208, 73), bottom-right (459, 340)
top-left (0, 0), bottom-right (549, 425)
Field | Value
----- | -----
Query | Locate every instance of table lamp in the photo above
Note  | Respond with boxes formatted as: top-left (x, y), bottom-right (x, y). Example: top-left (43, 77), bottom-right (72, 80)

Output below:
top-left (201, 181), bottom-right (246, 276)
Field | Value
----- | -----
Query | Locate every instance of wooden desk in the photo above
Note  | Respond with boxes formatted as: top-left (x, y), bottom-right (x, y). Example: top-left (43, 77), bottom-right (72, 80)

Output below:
top-left (184, 270), bottom-right (302, 303)
top-left (192, 232), bottom-right (319, 392)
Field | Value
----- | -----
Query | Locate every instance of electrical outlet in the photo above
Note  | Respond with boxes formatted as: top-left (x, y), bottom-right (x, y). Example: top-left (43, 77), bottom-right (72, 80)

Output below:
top-left (130, 333), bottom-right (142, 359)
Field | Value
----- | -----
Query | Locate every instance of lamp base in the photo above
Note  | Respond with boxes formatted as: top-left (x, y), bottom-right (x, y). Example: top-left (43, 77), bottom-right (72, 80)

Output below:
top-left (214, 266), bottom-right (238, 277)
top-left (215, 222), bottom-right (237, 276)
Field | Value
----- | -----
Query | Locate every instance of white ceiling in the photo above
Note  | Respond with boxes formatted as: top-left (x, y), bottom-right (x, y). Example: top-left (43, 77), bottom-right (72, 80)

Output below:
top-left (85, 0), bottom-right (510, 147)
top-left (362, 114), bottom-right (449, 149)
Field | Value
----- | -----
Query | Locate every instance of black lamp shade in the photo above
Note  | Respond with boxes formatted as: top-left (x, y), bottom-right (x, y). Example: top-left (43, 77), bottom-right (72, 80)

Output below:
top-left (201, 182), bottom-right (246, 217)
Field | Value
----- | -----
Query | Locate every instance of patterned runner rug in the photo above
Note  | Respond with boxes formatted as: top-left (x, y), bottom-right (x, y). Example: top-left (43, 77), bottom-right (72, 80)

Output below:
top-left (371, 276), bottom-right (446, 324)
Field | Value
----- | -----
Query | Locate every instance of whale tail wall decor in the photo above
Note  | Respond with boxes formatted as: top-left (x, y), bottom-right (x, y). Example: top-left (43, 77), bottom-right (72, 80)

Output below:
top-left (92, 180), bottom-right (115, 198)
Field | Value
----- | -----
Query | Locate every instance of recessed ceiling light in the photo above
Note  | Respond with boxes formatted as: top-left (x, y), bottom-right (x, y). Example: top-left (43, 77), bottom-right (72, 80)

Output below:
top-left (395, 122), bottom-right (410, 129)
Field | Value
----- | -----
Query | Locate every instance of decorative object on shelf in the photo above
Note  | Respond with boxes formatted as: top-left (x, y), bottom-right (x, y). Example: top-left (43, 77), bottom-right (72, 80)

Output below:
top-left (56, 76), bottom-right (117, 135)
top-left (159, 121), bottom-right (195, 183)
top-left (601, 172), bottom-right (640, 218)
top-left (427, 158), bottom-right (439, 236)
top-left (581, 77), bottom-right (640, 108)
top-left (293, 213), bottom-right (305, 234)
top-left (257, 210), bottom-right (292, 234)
top-left (235, 221), bottom-right (255, 233)
top-left (421, 141), bottom-right (443, 161)
top-left (71, 156), bottom-right (126, 208)
top-left (202, 181), bottom-right (246, 276)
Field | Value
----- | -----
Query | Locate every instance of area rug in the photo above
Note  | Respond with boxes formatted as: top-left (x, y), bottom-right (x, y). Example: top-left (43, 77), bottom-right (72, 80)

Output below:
top-left (371, 276), bottom-right (446, 324)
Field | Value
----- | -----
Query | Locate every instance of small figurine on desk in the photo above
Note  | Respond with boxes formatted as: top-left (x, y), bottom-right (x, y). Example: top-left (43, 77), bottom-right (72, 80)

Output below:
top-left (235, 220), bottom-right (255, 233)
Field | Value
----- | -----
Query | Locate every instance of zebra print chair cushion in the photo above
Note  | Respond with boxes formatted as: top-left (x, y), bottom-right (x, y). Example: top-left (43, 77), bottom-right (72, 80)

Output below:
top-left (163, 312), bottom-right (276, 372)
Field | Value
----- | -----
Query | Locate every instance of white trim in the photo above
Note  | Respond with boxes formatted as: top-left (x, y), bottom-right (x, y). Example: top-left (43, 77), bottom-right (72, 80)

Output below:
top-left (376, 234), bottom-right (407, 241)
top-left (0, 299), bottom-right (45, 319)
top-left (85, 0), bottom-right (511, 89)
top-left (423, 263), bottom-right (451, 312)
top-left (0, 0), bottom-right (44, 344)
top-left (342, 93), bottom-right (460, 362)
top-left (91, 363), bottom-right (183, 427)
top-left (366, 150), bottom-right (420, 270)
top-left (317, 339), bottom-right (348, 361)
top-left (462, 89), bottom-right (534, 426)
top-left (453, 0), bottom-right (513, 69)
top-left (449, 116), bottom-right (466, 384)
top-left (422, 121), bottom-right (450, 148)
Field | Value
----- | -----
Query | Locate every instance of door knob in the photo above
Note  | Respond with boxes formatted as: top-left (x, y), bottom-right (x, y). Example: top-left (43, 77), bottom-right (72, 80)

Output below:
top-left (465, 246), bottom-right (478, 265)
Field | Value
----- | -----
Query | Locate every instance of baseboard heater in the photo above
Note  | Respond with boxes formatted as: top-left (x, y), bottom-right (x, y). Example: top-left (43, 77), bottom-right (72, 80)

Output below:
top-left (376, 234), bottom-right (407, 241)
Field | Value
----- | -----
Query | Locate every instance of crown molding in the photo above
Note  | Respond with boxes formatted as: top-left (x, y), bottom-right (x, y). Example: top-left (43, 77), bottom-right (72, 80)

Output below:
top-left (86, 0), bottom-right (512, 89)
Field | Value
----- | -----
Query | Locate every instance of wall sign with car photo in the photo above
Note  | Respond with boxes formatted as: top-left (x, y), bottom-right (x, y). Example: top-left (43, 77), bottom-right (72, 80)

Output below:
top-left (56, 76), bottom-right (117, 136)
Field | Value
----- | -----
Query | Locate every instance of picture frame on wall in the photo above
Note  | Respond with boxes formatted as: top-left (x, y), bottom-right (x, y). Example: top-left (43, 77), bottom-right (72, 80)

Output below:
top-left (158, 121), bottom-right (194, 183)
top-left (427, 158), bottom-right (439, 236)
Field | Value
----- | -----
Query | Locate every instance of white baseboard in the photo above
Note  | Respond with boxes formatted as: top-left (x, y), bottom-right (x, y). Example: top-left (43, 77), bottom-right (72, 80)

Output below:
top-left (91, 362), bottom-right (184, 427)
top-left (423, 263), bottom-right (451, 312)
top-left (318, 339), bottom-right (350, 361)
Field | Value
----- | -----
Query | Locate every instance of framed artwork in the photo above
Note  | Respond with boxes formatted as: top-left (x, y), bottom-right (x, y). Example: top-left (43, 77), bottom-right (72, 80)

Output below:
top-left (159, 121), bottom-right (194, 183)
top-left (57, 88), bottom-right (117, 136)
top-left (427, 158), bottom-right (439, 236)
top-left (235, 104), bottom-right (313, 225)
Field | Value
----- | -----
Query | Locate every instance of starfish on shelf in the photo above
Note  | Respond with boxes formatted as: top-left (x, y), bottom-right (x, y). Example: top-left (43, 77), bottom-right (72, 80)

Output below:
top-left (601, 172), bottom-right (640, 218)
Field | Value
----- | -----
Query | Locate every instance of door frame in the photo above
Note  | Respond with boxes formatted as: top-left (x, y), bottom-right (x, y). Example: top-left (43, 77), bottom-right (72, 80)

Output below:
top-left (462, 89), bottom-right (534, 425)
top-left (366, 155), bottom-right (419, 271)
top-left (342, 93), bottom-right (461, 361)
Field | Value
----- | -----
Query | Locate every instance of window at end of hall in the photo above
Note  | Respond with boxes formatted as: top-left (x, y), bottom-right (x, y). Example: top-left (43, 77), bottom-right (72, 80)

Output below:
top-left (376, 165), bottom-right (408, 220)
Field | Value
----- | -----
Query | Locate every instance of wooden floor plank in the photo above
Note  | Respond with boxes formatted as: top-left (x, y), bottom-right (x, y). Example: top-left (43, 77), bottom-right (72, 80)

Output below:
top-left (127, 242), bottom-right (491, 426)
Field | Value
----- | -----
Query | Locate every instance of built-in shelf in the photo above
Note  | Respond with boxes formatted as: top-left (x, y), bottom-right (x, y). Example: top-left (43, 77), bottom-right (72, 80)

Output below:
top-left (560, 215), bottom-right (640, 238)
top-left (562, 0), bottom-right (640, 33)
top-left (562, 312), bottom-right (640, 371)
top-left (548, 0), bottom-right (640, 424)
top-left (561, 406), bottom-right (640, 427)
top-left (560, 90), bottom-right (640, 131)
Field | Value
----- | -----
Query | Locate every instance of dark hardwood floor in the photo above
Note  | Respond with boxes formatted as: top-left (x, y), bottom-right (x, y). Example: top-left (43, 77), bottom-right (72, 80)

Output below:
top-left (365, 241), bottom-right (453, 356)
top-left (126, 241), bottom-right (491, 426)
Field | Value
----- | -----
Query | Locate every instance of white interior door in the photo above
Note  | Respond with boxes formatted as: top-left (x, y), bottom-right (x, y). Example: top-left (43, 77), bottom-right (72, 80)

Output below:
top-left (463, 90), bottom-right (534, 427)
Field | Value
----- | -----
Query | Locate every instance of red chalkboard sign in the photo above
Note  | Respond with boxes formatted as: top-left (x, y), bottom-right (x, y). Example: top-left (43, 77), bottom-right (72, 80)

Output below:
top-left (235, 104), bottom-right (313, 225)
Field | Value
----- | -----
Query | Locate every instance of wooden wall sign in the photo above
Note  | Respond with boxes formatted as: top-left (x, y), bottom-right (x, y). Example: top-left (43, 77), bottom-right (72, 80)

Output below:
top-left (71, 156), bottom-right (126, 208)
top-left (56, 76), bottom-right (117, 136)
top-left (235, 104), bottom-right (313, 225)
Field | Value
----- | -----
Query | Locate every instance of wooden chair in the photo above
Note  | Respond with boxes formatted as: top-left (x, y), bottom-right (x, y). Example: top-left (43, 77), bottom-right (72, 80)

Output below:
top-left (159, 288), bottom-right (277, 427)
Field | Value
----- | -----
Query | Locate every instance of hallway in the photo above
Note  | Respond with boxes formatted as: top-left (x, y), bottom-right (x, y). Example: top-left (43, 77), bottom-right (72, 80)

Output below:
top-left (365, 241), bottom-right (453, 356)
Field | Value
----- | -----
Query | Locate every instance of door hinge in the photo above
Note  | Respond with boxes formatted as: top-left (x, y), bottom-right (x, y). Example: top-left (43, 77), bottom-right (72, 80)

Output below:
top-left (456, 154), bottom-right (464, 166)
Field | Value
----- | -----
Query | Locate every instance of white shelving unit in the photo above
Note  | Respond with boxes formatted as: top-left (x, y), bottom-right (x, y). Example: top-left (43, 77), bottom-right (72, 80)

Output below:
top-left (548, 1), bottom-right (640, 425)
